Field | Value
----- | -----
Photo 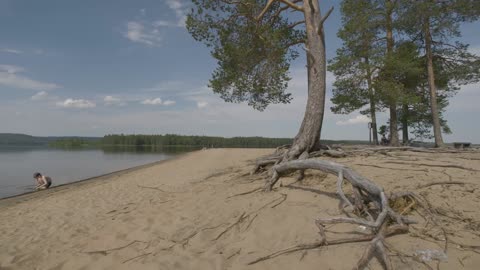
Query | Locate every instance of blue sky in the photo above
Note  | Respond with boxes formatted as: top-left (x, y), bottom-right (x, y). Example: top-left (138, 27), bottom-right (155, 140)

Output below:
top-left (1, 0), bottom-right (479, 143)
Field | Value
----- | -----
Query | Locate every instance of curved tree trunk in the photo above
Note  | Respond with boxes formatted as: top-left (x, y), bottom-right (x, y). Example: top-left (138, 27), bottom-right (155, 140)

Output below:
top-left (284, 0), bottom-right (327, 160)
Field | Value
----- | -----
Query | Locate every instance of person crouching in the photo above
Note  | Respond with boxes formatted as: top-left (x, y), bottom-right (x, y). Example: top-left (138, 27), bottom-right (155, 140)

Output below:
top-left (33, 172), bottom-right (52, 190)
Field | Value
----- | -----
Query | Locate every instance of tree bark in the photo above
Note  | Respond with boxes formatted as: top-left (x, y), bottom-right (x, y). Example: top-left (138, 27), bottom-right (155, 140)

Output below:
top-left (386, 0), bottom-right (399, 146)
top-left (424, 17), bottom-right (445, 147)
top-left (284, 0), bottom-right (327, 160)
top-left (365, 57), bottom-right (379, 145)
top-left (402, 104), bottom-right (409, 144)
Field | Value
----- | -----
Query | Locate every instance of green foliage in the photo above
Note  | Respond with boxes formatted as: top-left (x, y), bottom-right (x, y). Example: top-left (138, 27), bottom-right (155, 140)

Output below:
top-left (329, 0), bottom-right (383, 115)
top-left (187, 0), bottom-right (305, 110)
top-left (332, 0), bottom-right (479, 141)
top-left (378, 125), bottom-right (388, 136)
top-left (398, 0), bottom-right (480, 87)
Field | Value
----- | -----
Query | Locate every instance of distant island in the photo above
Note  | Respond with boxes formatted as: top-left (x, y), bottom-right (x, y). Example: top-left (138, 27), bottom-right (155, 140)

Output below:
top-left (0, 133), bottom-right (99, 147)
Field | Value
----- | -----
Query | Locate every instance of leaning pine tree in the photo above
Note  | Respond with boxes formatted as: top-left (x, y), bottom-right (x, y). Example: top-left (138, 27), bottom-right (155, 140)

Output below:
top-left (187, 0), bottom-right (332, 162)
top-left (188, 1), bottom-right (425, 269)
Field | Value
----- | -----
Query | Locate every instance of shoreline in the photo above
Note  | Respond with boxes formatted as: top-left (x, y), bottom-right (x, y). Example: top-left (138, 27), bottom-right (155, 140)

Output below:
top-left (0, 150), bottom-right (198, 207)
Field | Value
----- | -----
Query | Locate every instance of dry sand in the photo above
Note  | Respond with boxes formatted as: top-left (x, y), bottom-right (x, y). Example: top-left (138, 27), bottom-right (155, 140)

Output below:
top-left (0, 148), bottom-right (479, 270)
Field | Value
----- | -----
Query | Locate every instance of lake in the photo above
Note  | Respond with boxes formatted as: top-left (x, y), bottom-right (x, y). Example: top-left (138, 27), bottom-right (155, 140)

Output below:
top-left (0, 146), bottom-right (196, 199)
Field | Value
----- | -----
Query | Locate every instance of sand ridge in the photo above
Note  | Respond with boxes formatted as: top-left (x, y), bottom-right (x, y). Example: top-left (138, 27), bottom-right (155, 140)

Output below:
top-left (0, 148), bottom-right (479, 269)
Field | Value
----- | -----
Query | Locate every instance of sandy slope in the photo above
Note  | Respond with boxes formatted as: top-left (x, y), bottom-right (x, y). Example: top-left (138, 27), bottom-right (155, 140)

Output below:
top-left (0, 148), bottom-right (479, 270)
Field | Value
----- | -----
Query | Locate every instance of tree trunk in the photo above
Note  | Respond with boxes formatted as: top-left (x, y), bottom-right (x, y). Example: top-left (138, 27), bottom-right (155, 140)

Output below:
top-left (424, 17), bottom-right (444, 147)
top-left (386, 0), bottom-right (399, 146)
top-left (365, 57), bottom-right (378, 145)
top-left (402, 104), bottom-right (409, 144)
top-left (284, 0), bottom-right (326, 160)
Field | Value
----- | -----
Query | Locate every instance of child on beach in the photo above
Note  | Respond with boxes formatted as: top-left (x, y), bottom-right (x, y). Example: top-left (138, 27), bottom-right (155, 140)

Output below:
top-left (33, 172), bottom-right (52, 190)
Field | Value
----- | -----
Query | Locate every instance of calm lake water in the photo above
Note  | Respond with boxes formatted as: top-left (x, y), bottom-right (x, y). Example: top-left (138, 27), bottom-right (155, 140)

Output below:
top-left (0, 146), bottom-right (196, 199)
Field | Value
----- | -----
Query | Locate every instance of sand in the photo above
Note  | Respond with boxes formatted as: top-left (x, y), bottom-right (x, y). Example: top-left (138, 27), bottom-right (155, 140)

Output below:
top-left (0, 148), bottom-right (479, 270)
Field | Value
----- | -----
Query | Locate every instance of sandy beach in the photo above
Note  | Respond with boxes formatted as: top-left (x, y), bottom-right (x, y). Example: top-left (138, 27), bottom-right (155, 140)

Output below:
top-left (1, 148), bottom-right (479, 270)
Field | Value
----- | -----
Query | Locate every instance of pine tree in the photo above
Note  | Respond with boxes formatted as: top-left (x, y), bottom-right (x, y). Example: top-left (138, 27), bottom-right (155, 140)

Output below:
top-left (187, 0), bottom-right (334, 159)
top-left (399, 0), bottom-right (480, 147)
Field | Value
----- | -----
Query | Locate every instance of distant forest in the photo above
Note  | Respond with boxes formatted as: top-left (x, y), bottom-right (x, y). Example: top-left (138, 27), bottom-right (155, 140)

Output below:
top-left (1, 133), bottom-right (372, 148)
top-left (51, 134), bottom-right (293, 148)
top-left (50, 134), bottom-right (373, 148)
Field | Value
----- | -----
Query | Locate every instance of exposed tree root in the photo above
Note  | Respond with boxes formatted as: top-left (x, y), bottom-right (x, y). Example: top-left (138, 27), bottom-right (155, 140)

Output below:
top-left (354, 163), bottom-right (428, 172)
top-left (252, 145), bottom-right (348, 175)
top-left (418, 181), bottom-right (469, 189)
top-left (384, 161), bottom-right (479, 172)
top-left (213, 212), bottom-right (248, 241)
top-left (83, 240), bottom-right (149, 255)
top-left (270, 193), bottom-right (287, 209)
top-left (248, 225), bottom-right (408, 265)
top-left (122, 252), bottom-right (152, 264)
top-left (247, 144), bottom-right (479, 268)
top-left (227, 187), bottom-right (263, 198)
top-left (258, 158), bottom-right (420, 269)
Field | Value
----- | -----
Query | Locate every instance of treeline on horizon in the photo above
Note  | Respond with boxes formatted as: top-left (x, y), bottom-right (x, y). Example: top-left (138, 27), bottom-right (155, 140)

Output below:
top-left (49, 134), bottom-right (294, 148)
top-left (48, 134), bottom-right (373, 148)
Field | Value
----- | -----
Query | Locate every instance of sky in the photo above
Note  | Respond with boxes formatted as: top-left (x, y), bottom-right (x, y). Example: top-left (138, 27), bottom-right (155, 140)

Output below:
top-left (0, 0), bottom-right (479, 143)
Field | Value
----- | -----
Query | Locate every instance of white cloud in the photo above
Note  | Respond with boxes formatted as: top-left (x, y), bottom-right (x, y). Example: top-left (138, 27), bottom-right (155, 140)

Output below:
top-left (141, 98), bottom-right (163, 105)
top-left (153, 20), bottom-right (174, 27)
top-left (197, 101), bottom-right (208, 109)
top-left (56, 98), bottom-right (96, 109)
top-left (124, 2), bottom-right (188, 46)
top-left (0, 64), bottom-right (25, 74)
top-left (336, 115), bottom-right (371, 126)
top-left (31, 91), bottom-right (48, 100)
top-left (104, 95), bottom-right (125, 106)
top-left (0, 64), bottom-right (60, 90)
top-left (164, 0), bottom-right (187, 27)
top-left (1, 48), bottom-right (22, 54)
top-left (163, 100), bottom-right (176, 106)
top-left (124, 21), bottom-right (163, 47)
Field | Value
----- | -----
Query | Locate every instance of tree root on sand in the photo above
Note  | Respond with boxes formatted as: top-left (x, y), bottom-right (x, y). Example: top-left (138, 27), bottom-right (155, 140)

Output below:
top-left (251, 158), bottom-right (421, 269)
